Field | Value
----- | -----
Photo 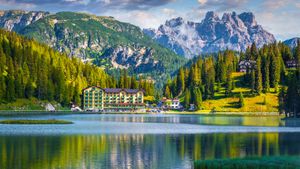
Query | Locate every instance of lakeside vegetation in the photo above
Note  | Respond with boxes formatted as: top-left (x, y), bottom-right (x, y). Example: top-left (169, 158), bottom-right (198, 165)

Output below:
top-left (199, 73), bottom-right (278, 112)
top-left (194, 156), bottom-right (300, 169)
top-left (165, 42), bottom-right (300, 115)
top-left (0, 119), bottom-right (73, 124)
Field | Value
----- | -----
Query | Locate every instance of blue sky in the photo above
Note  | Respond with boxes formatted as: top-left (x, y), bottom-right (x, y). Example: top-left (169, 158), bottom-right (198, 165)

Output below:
top-left (0, 0), bottom-right (299, 40)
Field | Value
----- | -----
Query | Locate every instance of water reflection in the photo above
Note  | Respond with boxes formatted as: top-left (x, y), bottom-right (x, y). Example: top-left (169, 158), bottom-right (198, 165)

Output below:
top-left (0, 114), bottom-right (285, 127)
top-left (68, 114), bottom-right (285, 127)
top-left (1, 133), bottom-right (300, 169)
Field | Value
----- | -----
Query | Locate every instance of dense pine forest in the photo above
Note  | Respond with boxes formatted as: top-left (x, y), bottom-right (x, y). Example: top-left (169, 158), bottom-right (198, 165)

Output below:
top-left (0, 29), bottom-right (155, 108)
top-left (165, 42), bottom-right (300, 115)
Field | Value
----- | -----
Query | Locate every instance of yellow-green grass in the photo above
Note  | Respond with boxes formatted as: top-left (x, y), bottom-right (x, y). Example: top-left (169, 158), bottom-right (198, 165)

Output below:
top-left (201, 92), bottom-right (278, 112)
top-left (0, 119), bottom-right (73, 124)
top-left (201, 72), bottom-right (279, 112)
top-left (176, 72), bottom-right (279, 114)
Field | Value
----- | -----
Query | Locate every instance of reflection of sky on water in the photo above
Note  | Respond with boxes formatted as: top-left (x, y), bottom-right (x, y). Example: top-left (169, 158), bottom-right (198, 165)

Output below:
top-left (0, 114), bottom-right (298, 135)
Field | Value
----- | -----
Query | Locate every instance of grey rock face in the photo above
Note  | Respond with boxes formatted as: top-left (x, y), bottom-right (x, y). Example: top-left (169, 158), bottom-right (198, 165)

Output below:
top-left (0, 10), bottom-right (49, 32)
top-left (144, 11), bottom-right (276, 58)
top-left (283, 37), bottom-right (300, 48)
top-left (100, 46), bottom-right (163, 73)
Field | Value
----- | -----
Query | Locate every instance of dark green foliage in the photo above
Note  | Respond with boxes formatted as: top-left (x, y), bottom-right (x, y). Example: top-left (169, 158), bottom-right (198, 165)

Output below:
top-left (255, 55), bottom-right (263, 94)
top-left (193, 87), bottom-right (202, 110)
top-left (183, 89), bottom-right (191, 109)
top-left (194, 156), bottom-right (300, 169)
top-left (0, 29), bottom-right (154, 106)
top-left (164, 42), bottom-right (294, 110)
top-left (262, 55), bottom-right (270, 93)
top-left (225, 66), bottom-right (233, 97)
top-left (177, 68), bottom-right (185, 94)
top-left (0, 119), bottom-right (73, 124)
top-left (203, 57), bottom-right (215, 99)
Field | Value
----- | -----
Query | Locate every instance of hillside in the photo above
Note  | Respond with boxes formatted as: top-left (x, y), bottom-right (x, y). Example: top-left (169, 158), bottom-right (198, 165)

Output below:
top-left (164, 41), bottom-right (299, 113)
top-left (0, 10), bottom-right (187, 83)
top-left (0, 29), bottom-right (112, 108)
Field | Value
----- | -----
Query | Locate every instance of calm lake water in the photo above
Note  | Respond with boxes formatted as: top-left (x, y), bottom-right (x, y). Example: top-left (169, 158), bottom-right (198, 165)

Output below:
top-left (0, 114), bottom-right (300, 169)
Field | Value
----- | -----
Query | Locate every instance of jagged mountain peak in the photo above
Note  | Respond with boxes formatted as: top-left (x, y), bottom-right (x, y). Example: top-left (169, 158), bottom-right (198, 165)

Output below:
top-left (0, 10), bottom-right (49, 32)
top-left (238, 12), bottom-right (257, 26)
top-left (203, 11), bottom-right (220, 22)
top-left (283, 37), bottom-right (300, 48)
top-left (144, 11), bottom-right (275, 58)
top-left (165, 17), bottom-right (185, 27)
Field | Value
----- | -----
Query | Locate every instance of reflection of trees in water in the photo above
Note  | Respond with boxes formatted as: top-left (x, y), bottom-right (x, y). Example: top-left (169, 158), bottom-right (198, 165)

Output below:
top-left (95, 115), bottom-right (284, 126)
top-left (0, 133), bottom-right (300, 169)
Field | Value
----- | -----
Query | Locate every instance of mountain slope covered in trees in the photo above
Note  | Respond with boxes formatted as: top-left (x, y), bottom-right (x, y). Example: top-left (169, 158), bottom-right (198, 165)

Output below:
top-left (0, 29), bottom-right (155, 108)
top-left (0, 10), bottom-right (187, 85)
top-left (165, 42), bottom-right (299, 112)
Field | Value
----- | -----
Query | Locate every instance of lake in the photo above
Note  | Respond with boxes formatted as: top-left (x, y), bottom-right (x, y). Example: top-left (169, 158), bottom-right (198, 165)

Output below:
top-left (0, 114), bottom-right (300, 169)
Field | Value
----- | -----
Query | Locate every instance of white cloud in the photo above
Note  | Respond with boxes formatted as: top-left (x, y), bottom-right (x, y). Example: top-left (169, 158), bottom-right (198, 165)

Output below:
top-left (112, 10), bottom-right (163, 28)
top-left (162, 8), bottom-right (177, 17)
top-left (198, 0), bottom-right (207, 5)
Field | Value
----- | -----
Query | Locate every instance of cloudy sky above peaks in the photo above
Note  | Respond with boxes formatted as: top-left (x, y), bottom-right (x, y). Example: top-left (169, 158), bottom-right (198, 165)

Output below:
top-left (0, 0), bottom-right (299, 40)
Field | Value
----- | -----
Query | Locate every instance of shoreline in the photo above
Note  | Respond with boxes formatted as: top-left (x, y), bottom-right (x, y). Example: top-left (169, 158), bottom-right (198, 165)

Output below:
top-left (0, 110), bottom-right (283, 117)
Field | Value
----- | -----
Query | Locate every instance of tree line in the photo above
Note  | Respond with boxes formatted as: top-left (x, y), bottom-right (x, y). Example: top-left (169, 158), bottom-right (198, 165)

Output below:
top-left (279, 41), bottom-right (300, 117)
top-left (0, 29), bottom-right (155, 107)
top-left (164, 42), bottom-right (299, 111)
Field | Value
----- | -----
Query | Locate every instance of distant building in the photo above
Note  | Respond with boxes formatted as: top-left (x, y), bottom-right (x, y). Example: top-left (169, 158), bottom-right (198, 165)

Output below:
top-left (82, 86), bottom-right (145, 112)
top-left (160, 97), bottom-right (183, 110)
top-left (286, 59), bottom-right (298, 68)
top-left (239, 60), bottom-right (256, 72)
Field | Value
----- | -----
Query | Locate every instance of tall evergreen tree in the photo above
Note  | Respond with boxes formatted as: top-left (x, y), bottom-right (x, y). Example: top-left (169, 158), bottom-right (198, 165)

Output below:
top-left (177, 68), bottom-right (185, 95)
top-left (193, 87), bottom-right (202, 110)
top-left (255, 55), bottom-right (262, 94)
top-left (184, 89), bottom-right (191, 109)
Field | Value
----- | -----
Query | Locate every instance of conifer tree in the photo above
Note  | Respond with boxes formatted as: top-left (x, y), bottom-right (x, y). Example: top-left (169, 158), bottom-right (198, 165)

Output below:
top-left (238, 92), bottom-right (245, 108)
top-left (164, 85), bottom-right (171, 99)
top-left (225, 67), bottom-right (233, 96)
top-left (184, 89), bottom-right (191, 109)
top-left (255, 55), bottom-right (262, 94)
top-left (177, 68), bottom-right (185, 94)
top-left (193, 88), bottom-right (202, 110)
top-left (262, 55), bottom-right (270, 93)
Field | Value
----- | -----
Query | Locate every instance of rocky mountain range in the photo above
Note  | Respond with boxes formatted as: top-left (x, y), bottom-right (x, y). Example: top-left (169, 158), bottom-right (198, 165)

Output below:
top-left (0, 10), bottom-right (186, 78)
top-left (0, 10), bottom-right (49, 32)
top-left (283, 37), bottom-right (300, 49)
top-left (144, 11), bottom-right (276, 58)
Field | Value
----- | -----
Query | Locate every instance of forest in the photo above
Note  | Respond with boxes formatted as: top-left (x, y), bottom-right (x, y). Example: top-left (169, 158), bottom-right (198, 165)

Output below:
top-left (164, 42), bottom-right (300, 116)
top-left (0, 29), bottom-right (155, 107)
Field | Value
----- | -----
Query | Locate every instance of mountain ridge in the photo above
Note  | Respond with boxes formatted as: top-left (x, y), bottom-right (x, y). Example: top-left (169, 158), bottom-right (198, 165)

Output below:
top-left (144, 11), bottom-right (276, 58)
top-left (283, 37), bottom-right (300, 49)
top-left (0, 10), bottom-right (186, 82)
